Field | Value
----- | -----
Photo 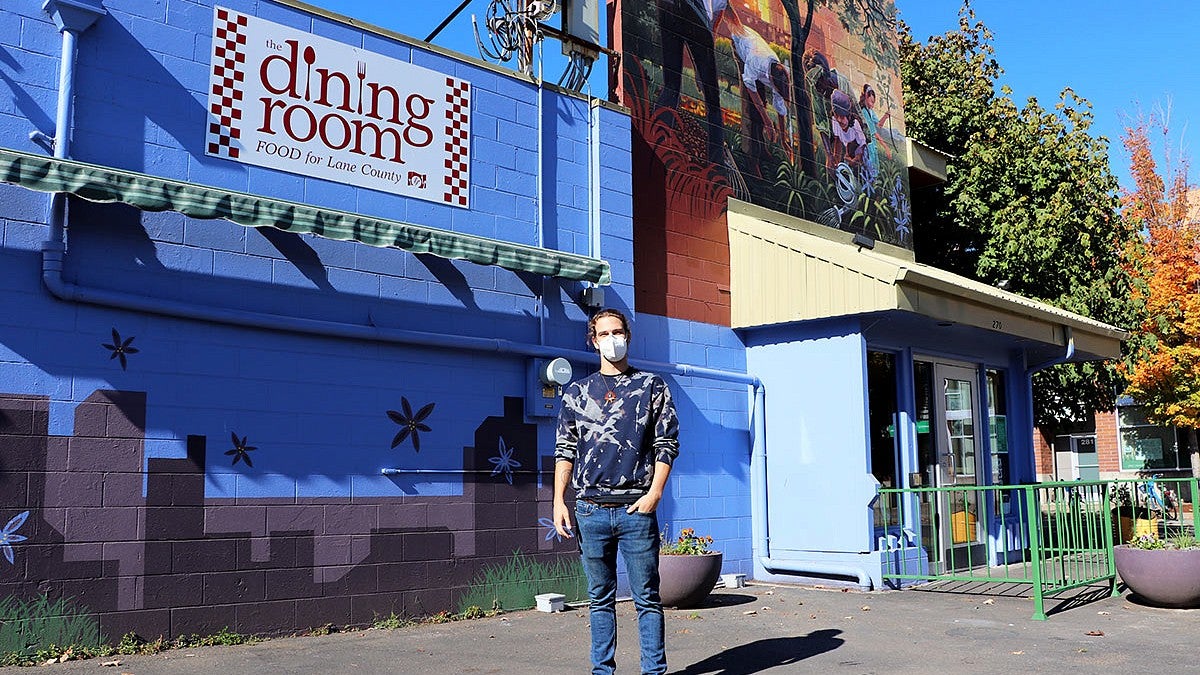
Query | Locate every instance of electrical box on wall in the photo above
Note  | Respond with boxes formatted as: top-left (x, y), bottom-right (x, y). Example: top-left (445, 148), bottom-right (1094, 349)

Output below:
top-left (562, 0), bottom-right (599, 46)
top-left (526, 357), bottom-right (574, 418)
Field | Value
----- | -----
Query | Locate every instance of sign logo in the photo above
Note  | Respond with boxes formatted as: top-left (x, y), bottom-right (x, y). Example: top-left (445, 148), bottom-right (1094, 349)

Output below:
top-left (206, 7), bottom-right (471, 207)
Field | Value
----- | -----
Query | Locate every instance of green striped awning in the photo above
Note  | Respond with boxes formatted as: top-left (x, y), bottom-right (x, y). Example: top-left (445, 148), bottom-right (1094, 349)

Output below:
top-left (0, 147), bottom-right (611, 285)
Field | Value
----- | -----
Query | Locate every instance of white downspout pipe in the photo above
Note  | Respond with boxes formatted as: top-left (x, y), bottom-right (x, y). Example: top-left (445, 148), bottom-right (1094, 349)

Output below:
top-left (40, 0), bottom-right (106, 288)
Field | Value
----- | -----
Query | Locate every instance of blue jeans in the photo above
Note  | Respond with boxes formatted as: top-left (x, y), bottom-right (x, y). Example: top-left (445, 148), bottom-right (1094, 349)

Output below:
top-left (575, 500), bottom-right (665, 675)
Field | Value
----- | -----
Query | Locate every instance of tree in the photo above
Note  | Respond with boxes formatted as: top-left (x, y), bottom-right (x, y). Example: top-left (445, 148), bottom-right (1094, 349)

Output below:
top-left (1120, 116), bottom-right (1200, 476)
top-left (899, 3), bottom-right (1138, 429)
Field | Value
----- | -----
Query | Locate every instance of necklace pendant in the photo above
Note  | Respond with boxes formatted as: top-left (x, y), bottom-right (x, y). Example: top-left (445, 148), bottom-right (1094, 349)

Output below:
top-left (604, 391), bottom-right (617, 403)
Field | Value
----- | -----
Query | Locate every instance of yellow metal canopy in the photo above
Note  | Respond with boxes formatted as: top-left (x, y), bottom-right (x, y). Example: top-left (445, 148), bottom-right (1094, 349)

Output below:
top-left (727, 201), bottom-right (1128, 360)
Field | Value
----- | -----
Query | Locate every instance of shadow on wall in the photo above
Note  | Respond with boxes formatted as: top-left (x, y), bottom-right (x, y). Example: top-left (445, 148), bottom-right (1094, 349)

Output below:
top-left (71, 14), bottom-right (216, 177)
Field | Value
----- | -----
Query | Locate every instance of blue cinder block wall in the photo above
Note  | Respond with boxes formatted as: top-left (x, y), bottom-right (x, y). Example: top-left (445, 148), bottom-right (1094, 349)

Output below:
top-left (0, 0), bottom-right (753, 642)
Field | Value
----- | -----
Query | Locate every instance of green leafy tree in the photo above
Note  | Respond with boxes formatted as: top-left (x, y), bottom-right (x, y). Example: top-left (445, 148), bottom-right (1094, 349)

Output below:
top-left (899, 2), bottom-right (1139, 429)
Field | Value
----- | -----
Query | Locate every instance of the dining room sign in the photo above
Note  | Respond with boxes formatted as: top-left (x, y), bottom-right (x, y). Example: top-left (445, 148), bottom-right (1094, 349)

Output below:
top-left (206, 6), bottom-right (471, 207)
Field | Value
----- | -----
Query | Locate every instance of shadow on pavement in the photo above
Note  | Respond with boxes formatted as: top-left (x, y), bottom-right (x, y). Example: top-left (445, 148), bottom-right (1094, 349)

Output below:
top-left (670, 593), bottom-right (757, 610)
top-left (670, 629), bottom-right (844, 674)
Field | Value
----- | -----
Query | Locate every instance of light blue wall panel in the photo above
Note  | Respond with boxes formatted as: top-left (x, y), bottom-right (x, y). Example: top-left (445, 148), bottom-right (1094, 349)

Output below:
top-left (746, 321), bottom-right (876, 554)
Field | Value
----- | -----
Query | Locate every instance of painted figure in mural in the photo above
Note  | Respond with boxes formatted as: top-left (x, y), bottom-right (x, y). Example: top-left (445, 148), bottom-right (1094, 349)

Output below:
top-left (858, 83), bottom-right (892, 185)
top-left (803, 51), bottom-right (839, 166)
top-left (827, 89), bottom-right (866, 174)
top-left (553, 308), bottom-right (681, 675)
top-left (655, 0), bottom-right (730, 167)
top-left (718, 4), bottom-right (793, 170)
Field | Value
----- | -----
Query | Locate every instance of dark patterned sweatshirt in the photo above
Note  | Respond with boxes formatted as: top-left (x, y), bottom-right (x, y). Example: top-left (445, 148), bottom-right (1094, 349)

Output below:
top-left (554, 368), bottom-right (680, 503)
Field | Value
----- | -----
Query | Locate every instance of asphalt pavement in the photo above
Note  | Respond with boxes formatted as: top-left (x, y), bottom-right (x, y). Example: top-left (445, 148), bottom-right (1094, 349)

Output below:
top-left (6, 581), bottom-right (1198, 674)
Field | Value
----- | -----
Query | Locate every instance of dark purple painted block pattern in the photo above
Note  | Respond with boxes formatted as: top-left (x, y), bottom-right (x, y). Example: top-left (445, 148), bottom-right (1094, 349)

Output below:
top-left (265, 505), bottom-right (323, 532)
top-left (323, 504), bottom-right (379, 534)
top-left (171, 539), bottom-right (238, 573)
top-left (143, 506), bottom-right (204, 540)
top-left (43, 472), bottom-right (104, 507)
top-left (0, 434), bottom-right (49, 470)
top-left (377, 503), bottom-right (428, 530)
top-left (101, 471), bottom-right (148, 507)
top-left (98, 609), bottom-right (171, 642)
top-left (66, 437), bottom-right (141, 473)
top-left (64, 506), bottom-right (141, 542)
top-left (234, 599), bottom-right (297, 635)
top-left (264, 567), bottom-right (314, 600)
top-left (143, 573), bottom-right (203, 609)
top-left (171, 604), bottom-right (236, 637)
top-left (319, 564), bottom-right (377, 596)
top-left (348, 591), bottom-right (405, 625)
top-left (295, 596), bottom-right (352, 629)
top-left (400, 531), bottom-right (453, 561)
top-left (237, 535), bottom-right (300, 569)
top-left (202, 570), bottom-right (266, 604)
top-left (205, 505), bottom-right (266, 535)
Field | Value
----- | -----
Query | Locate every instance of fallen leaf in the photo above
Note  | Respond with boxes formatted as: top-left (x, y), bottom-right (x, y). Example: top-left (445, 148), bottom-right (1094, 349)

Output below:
top-left (983, 599), bottom-right (995, 605)
top-left (1085, 630), bottom-right (1104, 637)
top-left (861, 605), bottom-right (871, 611)
top-left (101, 660), bottom-right (122, 667)
top-left (41, 659), bottom-right (56, 667)
top-left (58, 649), bottom-right (72, 663)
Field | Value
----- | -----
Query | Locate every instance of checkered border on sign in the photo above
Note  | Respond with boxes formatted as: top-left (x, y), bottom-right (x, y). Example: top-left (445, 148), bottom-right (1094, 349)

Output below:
top-left (442, 78), bottom-right (471, 207)
top-left (206, 8), bottom-right (248, 160)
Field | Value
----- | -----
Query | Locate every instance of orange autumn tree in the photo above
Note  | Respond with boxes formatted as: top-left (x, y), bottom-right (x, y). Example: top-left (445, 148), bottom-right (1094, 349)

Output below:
top-left (1120, 118), bottom-right (1200, 476)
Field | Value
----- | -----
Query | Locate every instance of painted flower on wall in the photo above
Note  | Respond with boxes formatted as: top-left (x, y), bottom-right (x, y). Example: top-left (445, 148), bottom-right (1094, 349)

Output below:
top-left (101, 328), bottom-right (139, 370)
top-left (488, 436), bottom-right (521, 485)
top-left (387, 397), bottom-right (435, 452)
top-left (539, 517), bottom-right (563, 543)
top-left (1, 511), bottom-right (30, 565)
top-left (890, 175), bottom-right (911, 241)
top-left (225, 432), bottom-right (257, 467)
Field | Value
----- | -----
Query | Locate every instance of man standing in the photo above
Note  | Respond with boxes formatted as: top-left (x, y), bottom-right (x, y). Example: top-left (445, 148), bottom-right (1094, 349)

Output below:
top-left (554, 308), bottom-right (680, 675)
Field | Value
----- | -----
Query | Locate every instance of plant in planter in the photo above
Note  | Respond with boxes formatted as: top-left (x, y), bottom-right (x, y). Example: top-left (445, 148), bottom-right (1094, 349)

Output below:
top-left (1110, 483), bottom-right (1159, 544)
top-left (658, 527), bottom-right (723, 609)
top-left (1114, 534), bottom-right (1200, 608)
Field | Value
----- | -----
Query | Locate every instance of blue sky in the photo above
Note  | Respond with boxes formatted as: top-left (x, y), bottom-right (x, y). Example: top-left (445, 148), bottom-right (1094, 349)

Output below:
top-left (307, 1), bottom-right (1196, 190)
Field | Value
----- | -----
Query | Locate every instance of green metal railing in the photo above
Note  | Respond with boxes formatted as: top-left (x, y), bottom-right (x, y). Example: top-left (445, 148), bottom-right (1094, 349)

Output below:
top-left (876, 477), bottom-right (1199, 620)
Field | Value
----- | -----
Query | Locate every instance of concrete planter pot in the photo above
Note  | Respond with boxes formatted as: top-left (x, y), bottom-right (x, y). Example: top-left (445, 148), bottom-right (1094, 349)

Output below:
top-left (658, 552), bottom-right (723, 609)
top-left (1114, 545), bottom-right (1200, 608)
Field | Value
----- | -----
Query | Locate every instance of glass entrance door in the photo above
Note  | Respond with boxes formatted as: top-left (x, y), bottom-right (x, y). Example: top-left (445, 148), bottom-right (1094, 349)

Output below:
top-left (933, 363), bottom-right (987, 567)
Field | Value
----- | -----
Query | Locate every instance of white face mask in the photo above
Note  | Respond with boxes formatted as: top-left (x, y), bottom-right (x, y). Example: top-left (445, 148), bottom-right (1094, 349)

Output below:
top-left (598, 335), bottom-right (628, 363)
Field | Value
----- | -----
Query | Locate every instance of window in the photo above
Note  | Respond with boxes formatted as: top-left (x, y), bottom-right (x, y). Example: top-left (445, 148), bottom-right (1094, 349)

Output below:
top-left (1117, 404), bottom-right (1188, 471)
top-left (986, 369), bottom-right (1008, 485)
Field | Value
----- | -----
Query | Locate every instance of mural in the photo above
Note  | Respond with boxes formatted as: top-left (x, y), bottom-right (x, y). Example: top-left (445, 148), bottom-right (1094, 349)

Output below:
top-left (617, 0), bottom-right (911, 322)
top-left (0, 391), bottom-right (583, 652)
